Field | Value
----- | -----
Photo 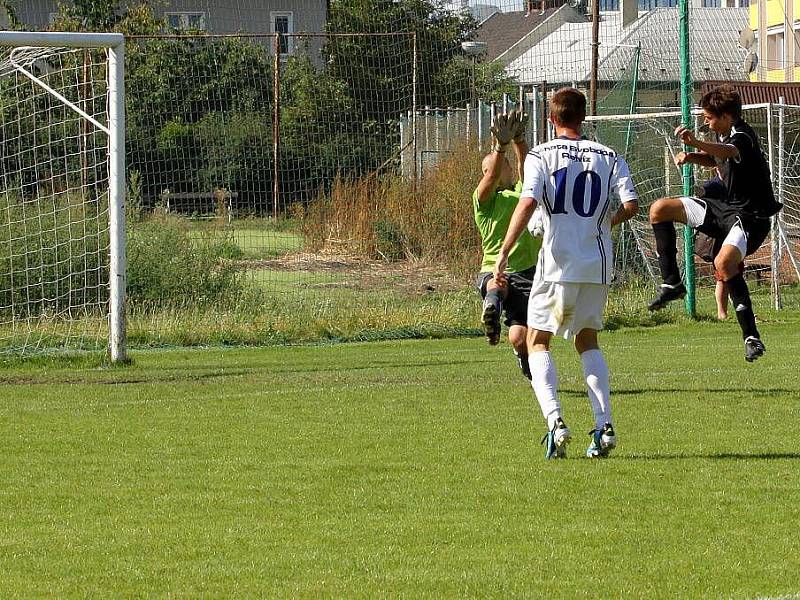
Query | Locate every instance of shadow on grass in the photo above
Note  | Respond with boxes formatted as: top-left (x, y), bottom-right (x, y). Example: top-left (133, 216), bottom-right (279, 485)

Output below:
top-left (621, 452), bottom-right (800, 461)
top-left (560, 388), bottom-right (799, 397)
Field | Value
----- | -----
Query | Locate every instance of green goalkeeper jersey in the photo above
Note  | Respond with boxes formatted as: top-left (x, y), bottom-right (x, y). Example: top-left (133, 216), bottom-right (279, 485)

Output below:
top-left (473, 180), bottom-right (540, 274)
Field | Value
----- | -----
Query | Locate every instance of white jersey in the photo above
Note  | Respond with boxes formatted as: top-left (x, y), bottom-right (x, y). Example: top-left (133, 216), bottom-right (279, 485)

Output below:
top-left (521, 137), bottom-right (638, 284)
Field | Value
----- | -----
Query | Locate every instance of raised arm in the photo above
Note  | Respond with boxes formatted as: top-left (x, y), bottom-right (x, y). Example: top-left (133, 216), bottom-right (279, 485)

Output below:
top-left (475, 112), bottom-right (519, 203)
top-left (674, 150), bottom-right (716, 169)
top-left (475, 150), bottom-right (507, 203)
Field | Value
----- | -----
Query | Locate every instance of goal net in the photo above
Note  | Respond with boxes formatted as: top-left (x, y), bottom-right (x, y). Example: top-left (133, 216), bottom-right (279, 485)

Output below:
top-left (0, 32), bottom-right (126, 361)
top-left (585, 104), bottom-right (800, 306)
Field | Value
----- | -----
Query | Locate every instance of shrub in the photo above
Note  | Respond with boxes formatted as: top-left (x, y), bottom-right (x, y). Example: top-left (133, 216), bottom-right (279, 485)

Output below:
top-left (127, 213), bottom-right (245, 306)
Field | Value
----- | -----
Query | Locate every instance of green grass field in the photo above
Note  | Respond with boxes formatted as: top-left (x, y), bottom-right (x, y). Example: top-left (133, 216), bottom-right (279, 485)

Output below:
top-left (1, 316), bottom-right (799, 597)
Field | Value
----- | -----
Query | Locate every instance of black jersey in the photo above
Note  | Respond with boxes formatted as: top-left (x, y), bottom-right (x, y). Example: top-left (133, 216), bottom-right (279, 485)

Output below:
top-left (718, 119), bottom-right (782, 219)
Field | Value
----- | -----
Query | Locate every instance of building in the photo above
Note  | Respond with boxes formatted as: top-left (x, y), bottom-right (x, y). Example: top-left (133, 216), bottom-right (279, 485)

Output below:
top-left (1, 0), bottom-right (328, 55)
top-left (749, 0), bottom-right (799, 81)
top-left (472, 2), bottom-right (747, 108)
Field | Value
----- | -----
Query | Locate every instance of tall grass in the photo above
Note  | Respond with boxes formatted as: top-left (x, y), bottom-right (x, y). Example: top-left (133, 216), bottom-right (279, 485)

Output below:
top-left (299, 141), bottom-right (483, 276)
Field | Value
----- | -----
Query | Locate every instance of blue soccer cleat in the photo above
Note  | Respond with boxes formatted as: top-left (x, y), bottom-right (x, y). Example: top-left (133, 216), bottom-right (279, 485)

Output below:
top-left (586, 423), bottom-right (617, 458)
top-left (541, 418), bottom-right (571, 459)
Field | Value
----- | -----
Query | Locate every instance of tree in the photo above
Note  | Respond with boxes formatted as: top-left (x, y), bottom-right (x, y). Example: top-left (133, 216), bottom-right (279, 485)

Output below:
top-left (325, 0), bottom-right (515, 111)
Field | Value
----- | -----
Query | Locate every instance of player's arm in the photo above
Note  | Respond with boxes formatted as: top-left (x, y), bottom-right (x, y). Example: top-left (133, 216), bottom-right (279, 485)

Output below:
top-left (475, 112), bottom-right (519, 203)
top-left (675, 126), bottom-right (738, 161)
top-left (674, 151), bottom-right (716, 168)
top-left (610, 156), bottom-right (639, 228)
top-left (495, 195), bottom-right (537, 280)
top-left (611, 201), bottom-right (638, 227)
top-left (475, 149), bottom-right (506, 203)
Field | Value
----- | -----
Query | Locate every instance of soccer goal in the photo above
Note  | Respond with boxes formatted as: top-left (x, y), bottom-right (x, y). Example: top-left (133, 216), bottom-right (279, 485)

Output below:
top-left (0, 31), bottom-right (126, 362)
top-left (585, 104), bottom-right (800, 310)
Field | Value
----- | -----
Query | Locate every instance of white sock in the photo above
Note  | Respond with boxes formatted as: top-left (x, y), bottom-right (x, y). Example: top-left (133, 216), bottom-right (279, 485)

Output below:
top-left (581, 349), bottom-right (611, 429)
top-left (528, 351), bottom-right (561, 430)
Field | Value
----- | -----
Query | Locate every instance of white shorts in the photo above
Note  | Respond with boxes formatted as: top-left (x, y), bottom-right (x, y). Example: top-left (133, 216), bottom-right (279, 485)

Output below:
top-left (679, 196), bottom-right (748, 257)
top-left (527, 280), bottom-right (609, 339)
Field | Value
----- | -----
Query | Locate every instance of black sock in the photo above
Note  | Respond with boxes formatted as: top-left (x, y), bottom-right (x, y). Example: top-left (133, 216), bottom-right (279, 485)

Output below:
top-left (652, 222), bottom-right (681, 285)
top-left (514, 349), bottom-right (532, 380)
top-left (726, 273), bottom-right (760, 340)
top-left (485, 288), bottom-right (503, 312)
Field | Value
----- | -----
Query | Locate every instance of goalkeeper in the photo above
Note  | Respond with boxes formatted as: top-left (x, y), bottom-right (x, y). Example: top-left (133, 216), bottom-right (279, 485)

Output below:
top-left (473, 109), bottom-right (542, 380)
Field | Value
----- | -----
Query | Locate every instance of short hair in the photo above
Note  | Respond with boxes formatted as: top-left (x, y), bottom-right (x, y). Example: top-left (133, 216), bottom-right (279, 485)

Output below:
top-left (699, 85), bottom-right (742, 120)
top-left (481, 153), bottom-right (510, 173)
top-left (550, 87), bottom-right (586, 127)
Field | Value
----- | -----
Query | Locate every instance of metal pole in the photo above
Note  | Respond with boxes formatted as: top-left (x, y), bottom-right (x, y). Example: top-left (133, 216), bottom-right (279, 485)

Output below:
top-left (539, 80), bottom-right (547, 144)
top-left (679, 0), bottom-right (695, 316)
top-left (412, 33), bottom-right (418, 187)
top-left (273, 34), bottom-right (281, 217)
top-left (466, 103), bottom-right (471, 149)
top-left (108, 40), bottom-right (127, 363)
top-left (589, 0), bottom-right (599, 116)
top-left (768, 102), bottom-right (781, 309)
top-left (477, 98), bottom-right (483, 151)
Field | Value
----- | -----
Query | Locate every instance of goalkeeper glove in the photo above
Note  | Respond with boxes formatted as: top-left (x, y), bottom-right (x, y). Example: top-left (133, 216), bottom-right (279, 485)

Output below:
top-left (490, 112), bottom-right (517, 153)
top-left (512, 110), bottom-right (529, 143)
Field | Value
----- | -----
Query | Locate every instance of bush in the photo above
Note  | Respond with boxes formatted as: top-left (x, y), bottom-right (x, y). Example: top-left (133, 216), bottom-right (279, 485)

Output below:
top-left (0, 191), bottom-right (109, 317)
top-left (127, 213), bottom-right (245, 306)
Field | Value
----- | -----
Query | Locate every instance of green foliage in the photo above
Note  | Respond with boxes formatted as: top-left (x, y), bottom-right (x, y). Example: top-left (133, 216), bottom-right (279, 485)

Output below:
top-left (373, 219), bottom-right (405, 261)
top-left (126, 213), bottom-right (245, 306)
top-left (0, 191), bottom-right (109, 317)
top-left (125, 35), bottom-right (275, 205)
top-left (327, 0), bottom-right (490, 110)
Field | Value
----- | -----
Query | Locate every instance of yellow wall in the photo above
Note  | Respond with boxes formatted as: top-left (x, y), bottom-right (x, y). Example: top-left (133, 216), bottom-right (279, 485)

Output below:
top-left (752, 67), bottom-right (800, 82)
top-left (750, 0), bottom-right (800, 81)
top-left (758, 0), bottom-right (800, 29)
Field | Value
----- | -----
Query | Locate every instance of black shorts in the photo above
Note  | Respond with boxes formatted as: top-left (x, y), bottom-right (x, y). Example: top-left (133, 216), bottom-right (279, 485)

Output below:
top-left (694, 197), bottom-right (771, 257)
top-left (475, 266), bottom-right (535, 327)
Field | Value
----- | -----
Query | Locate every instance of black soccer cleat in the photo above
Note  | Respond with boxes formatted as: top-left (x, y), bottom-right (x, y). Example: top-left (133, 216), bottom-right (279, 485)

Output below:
top-left (647, 283), bottom-right (687, 311)
top-left (744, 336), bottom-right (766, 362)
top-left (481, 300), bottom-right (501, 345)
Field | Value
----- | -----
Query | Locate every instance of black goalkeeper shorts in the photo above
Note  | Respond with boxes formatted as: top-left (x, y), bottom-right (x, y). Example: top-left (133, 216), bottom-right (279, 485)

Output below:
top-left (475, 266), bottom-right (535, 328)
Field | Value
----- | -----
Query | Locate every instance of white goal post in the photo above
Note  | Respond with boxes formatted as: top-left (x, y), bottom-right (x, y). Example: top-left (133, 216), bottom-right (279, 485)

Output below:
top-left (0, 31), bottom-right (126, 362)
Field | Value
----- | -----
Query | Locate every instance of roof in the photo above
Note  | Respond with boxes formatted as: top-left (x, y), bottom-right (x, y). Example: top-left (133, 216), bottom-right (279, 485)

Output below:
top-left (601, 8), bottom-right (749, 83)
top-left (473, 8), bottom-right (564, 62)
top-left (506, 7), bottom-right (749, 85)
top-left (505, 12), bottom-right (626, 83)
top-left (701, 80), bottom-right (800, 105)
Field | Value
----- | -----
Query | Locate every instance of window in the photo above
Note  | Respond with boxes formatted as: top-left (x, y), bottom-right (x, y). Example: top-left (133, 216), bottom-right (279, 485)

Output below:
top-left (767, 29), bottom-right (785, 69)
top-left (165, 12), bottom-right (207, 31)
top-left (599, 0), bottom-right (619, 10)
top-left (794, 28), bottom-right (800, 66)
top-left (638, 0), bottom-right (677, 8)
top-left (701, 0), bottom-right (720, 6)
top-left (271, 11), bottom-right (294, 56)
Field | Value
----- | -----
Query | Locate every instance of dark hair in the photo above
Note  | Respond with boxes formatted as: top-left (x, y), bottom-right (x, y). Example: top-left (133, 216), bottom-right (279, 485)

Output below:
top-left (550, 87), bottom-right (586, 127)
top-left (699, 85), bottom-right (742, 120)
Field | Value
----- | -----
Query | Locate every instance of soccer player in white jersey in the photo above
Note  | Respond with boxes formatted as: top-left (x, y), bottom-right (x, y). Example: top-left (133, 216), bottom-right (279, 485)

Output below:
top-left (494, 88), bottom-right (639, 459)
